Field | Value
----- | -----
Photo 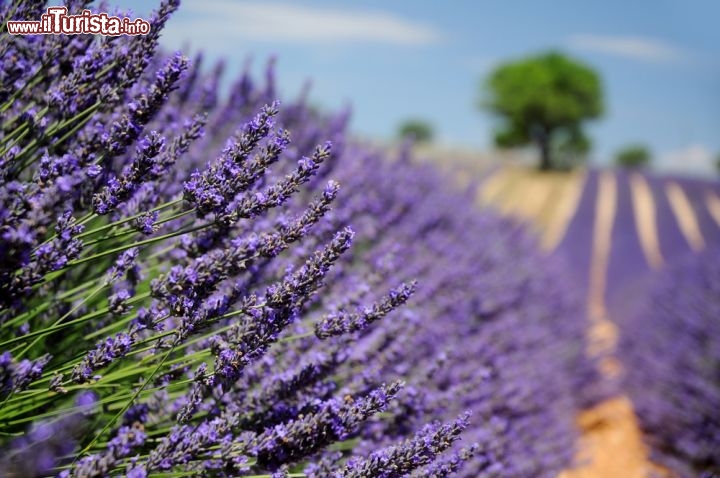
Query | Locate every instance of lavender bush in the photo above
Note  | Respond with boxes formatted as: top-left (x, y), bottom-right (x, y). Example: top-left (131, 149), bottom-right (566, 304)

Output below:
top-left (618, 251), bottom-right (720, 477)
top-left (0, 1), bottom-right (595, 476)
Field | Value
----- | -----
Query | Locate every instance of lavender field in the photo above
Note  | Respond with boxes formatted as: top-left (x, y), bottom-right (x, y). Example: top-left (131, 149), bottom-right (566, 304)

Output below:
top-left (481, 166), bottom-right (720, 307)
top-left (479, 166), bottom-right (720, 477)
top-left (1, 1), bottom-right (719, 478)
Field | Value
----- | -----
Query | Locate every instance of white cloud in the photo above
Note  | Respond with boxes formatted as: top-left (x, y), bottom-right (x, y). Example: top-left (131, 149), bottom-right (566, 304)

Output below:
top-left (657, 144), bottom-right (716, 175)
top-left (172, 0), bottom-right (442, 46)
top-left (567, 35), bottom-right (688, 63)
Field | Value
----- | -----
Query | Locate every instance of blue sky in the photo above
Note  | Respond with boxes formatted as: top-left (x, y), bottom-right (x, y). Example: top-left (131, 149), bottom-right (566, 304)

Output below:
top-left (116, 0), bottom-right (719, 174)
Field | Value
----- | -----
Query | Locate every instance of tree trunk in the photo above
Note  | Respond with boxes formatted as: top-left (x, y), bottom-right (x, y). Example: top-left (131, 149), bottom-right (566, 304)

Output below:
top-left (538, 132), bottom-right (552, 171)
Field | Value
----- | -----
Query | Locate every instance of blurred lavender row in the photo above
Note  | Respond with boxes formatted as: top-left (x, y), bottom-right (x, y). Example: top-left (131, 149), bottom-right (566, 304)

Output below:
top-left (618, 251), bottom-right (720, 477)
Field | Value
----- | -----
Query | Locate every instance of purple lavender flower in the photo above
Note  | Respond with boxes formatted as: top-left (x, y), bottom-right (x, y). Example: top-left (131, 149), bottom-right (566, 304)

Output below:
top-left (3, 211), bottom-right (85, 310)
top-left (1, 351), bottom-right (51, 397)
top-left (151, 186), bottom-right (341, 322)
top-left (69, 424), bottom-right (147, 478)
top-left (71, 332), bottom-right (134, 383)
top-left (253, 381), bottom-right (403, 468)
top-left (182, 102), bottom-right (283, 216)
top-left (0, 413), bottom-right (87, 477)
top-left (340, 413), bottom-right (471, 477)
top-left (109, 288), bottom-right (133, 316)
top-left (93, 131), bottom-right (167, 214)
top-left (411, 444), bottom-right (482, 477)
top-left (107, 248), bottom-right (140, 284)
top-left (99, 52), bottom-right (187, 160)
top-left (133, 210), bottom-right (159, 235)
top-left (315, 281), bottom-right (416, 339)
top-left (175, 228), bottom-right (354, 421)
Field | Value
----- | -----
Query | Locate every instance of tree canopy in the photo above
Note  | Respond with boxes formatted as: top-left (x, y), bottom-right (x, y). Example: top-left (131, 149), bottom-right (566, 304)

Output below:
top-left (616, 144), bottom-right (651, 168)
top-left (398, 119), bottom-right (434, 143)
top-left (483, 51), bottom-right (603, 170)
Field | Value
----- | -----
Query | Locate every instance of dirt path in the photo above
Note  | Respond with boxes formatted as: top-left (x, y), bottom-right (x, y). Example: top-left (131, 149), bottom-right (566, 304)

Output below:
top-left (559, 397), bottom-right (661, 478)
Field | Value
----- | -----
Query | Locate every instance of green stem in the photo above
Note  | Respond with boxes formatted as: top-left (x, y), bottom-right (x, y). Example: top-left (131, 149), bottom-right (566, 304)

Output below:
top-left (76, 341), bottom-right (178, 459)
top-left (14, 284), bottom-right (107, 360)
top-left (0, 125), bottom-right (30, 158)
top-left (0, 292), bottom-right (151, 349)
top-left (67, 223), bottom-right (208, 268)
top-left (0, 56), bottom-right (43, 111)
top-left (13, 102), bottom-right (101, 175)
top-left (78, 199), bottom-right (186, 240)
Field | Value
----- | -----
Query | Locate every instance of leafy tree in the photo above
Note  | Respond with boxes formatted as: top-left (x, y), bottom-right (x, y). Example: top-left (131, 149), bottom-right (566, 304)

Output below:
top-left (616, 144), bottom-right (651, 168)
top-left (483, 51), bottom-right (603, 170)
top-left (398, 120), bottom-right (434, 143)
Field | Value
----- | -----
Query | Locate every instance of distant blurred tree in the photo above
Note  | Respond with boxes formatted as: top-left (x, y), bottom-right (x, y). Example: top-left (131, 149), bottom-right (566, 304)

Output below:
top-left (398, 120), bottom-right (434, 143)
top-left (483, 51), bottom-right (603, 170)
top-left (715, 154), bottom-right (720, 175)
top-left (616, 144), bottom-right (651, 168)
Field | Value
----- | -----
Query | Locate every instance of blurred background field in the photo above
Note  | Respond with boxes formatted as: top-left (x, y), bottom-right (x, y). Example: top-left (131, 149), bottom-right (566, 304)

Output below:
top-left (476, 163), bottom-right (720, 477)
top-left (119, 0), bottom-right (720, 174)
top-left (110, 1), bottom-right (720, 475)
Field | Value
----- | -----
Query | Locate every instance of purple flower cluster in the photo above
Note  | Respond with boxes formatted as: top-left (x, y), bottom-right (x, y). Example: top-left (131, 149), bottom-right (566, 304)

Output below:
top-left (617, 251), bottom-right (720, 477)
top-left (0, 2), bottom-right (595, 477)
top-left (71, 332), bottom-right (134, 384)
top-left (1, 352), bottom-right (51, 397)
